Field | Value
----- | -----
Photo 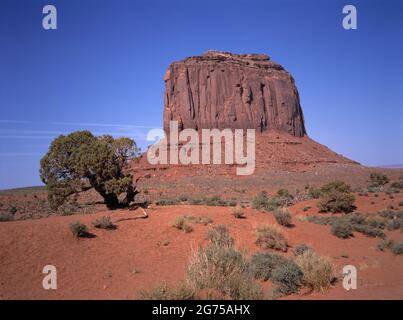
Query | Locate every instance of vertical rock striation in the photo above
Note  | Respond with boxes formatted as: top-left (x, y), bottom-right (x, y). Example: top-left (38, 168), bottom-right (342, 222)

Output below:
top-left (163, 50), bottom-right (306, 137)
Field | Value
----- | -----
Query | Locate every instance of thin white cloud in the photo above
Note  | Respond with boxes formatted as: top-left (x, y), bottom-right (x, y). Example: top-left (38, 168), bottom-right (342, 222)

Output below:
top-left (0, 120), bottom-right (32, 124)
top-left (51, 121), bottom-right (160, 129)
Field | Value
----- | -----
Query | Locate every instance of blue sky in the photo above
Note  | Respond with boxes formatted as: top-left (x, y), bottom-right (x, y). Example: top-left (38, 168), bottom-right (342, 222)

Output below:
top-left (0, 0), bottom-right (402, 189)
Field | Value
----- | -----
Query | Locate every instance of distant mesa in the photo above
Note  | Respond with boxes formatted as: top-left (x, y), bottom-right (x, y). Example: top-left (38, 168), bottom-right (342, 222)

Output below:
top-left (163, 50), bottom-right (306, 137)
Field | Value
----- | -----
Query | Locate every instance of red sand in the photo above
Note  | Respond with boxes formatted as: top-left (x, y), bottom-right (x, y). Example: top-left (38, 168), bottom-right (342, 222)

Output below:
top-left (0, 193), bottom-right (402, 300)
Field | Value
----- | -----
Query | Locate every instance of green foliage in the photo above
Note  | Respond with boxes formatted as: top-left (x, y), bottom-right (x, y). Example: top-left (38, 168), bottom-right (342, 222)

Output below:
top-left (255, 225), bottom-right (288, 252)
top-left (40, 131), bottom-right (139, 210)
top-left (0, 213), bottom-right (14, 222)
top-left (377, 239), bottom-right (393, 251)
top-left (252, 190), bottom-right (294, 212)
top-left (293, 244), bottom-right (312, 256)
top-left (308, 212), bottom-right (389, 239)
top-left (391, 242), bottom-right (403, 255)
top-left (9, 206), bottom-right (17, 214)
top-left (271, 260), bottom-right (303, 295)
top-left (248, 252), bottom-right (288, 281)
top-left (307, 186), bottom-right (321, 199)
top-left (369, 173), bottom-right (389, 187)
top-left (353, 224), bottom-right (385, 238)
top-left (331, 221), bottom-right (353, 239)
top-left (390, 181), bottom-right (403, 189)
top-left (273, 208), bottom-right (292, 227)
top-left (252, 191), bottom-right (269, 211)
top-left (318, 181), bottom-right (355, 213)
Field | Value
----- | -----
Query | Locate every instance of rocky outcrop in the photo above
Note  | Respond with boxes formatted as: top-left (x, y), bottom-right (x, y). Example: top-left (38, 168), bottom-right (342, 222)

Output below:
top-left (163, 50), bottom-right (306, 137)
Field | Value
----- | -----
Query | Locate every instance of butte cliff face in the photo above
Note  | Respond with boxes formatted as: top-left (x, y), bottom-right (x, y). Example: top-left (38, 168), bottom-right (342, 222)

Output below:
top-left (163, 50), bottom-right (306, 137)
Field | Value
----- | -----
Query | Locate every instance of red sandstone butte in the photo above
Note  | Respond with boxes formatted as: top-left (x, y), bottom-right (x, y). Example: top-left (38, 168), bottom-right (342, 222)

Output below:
top-left (163, 50), bottom-right (306, 137)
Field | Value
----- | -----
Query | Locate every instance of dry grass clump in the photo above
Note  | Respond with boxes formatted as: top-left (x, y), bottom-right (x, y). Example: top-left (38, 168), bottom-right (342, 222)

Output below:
top-left (255, 225), bottom-right (288, 252)
top-left (295, 249), bottom-right (334, 291)
top-left (139, 282), bottom-right (196, 300)
top-left (70, 221), bottom-right (91, 238)
top-left (92, 216), bottom-right (116, 230)
top-left (231, 207), bottom-right (245, 219)
top-left (172, 216), bottom-right (193, 233)
top-left (187, 225), bottom-right (263, 300)
top-left (273, 208), bottom-right (292, 227)
top-left (184, 214), bottom-right (213, 225)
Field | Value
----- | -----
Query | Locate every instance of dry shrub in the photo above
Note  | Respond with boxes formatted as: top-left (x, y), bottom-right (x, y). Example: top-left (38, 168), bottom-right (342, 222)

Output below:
top-left (173, 216), bottom-right (193, 233)
top-left (187, 226), bottom-right (262, 300)
top-left (295, 249), bottom-right (334, 291)
top-left (273, 208), bottom-right (292, 227)
top-left (231, 207), bottom-right (245, 219)
top-left (70, 221), bottom-right (90, 238)
top-left (255, 225), bottom-right (288, 252)
top-left (139, 282), bottom-right (196, 300)
top-left (92, 216), bottom-right (116, 230)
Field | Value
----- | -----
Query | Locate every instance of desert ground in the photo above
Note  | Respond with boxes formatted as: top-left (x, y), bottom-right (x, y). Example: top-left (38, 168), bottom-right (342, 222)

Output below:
top-left (1, 175), bottom-right (402, 300)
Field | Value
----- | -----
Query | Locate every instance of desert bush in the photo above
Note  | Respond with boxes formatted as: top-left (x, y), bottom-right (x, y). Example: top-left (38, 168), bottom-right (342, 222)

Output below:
top-left (293, 244), bottom-right (312, 256)
top-left (255, 225), bottom-right (288, 252)
top-left (369, 173), bottom-right (389, 188)
top-left (156, 198), bottom-right (179, 206)
top-left (187, 227), bottom-right (262, 300)
top-left (231, 208), bottom-right (245, 219)
top-left (391, 242), bottom-right (403, 255)
top-left (318, 181), bottom-right (355, 213)
top-left (189, 196), bottom-right (236, 207)
top-left (273, 208), bottom-right (292, 227)
top-left (399, 201), bottom-right (403, 207)
top-left (252, 191), bottom-right (269, 211)
top-left (295, 250), bottom-right (334, 291)
top-left (40, 131), bottom-right (139, 210)
top-left (353, 224), bottom-right (385, 238)
top-left (377, 239), bottom-right (393, 251)
top-left (271, 260), bottom-right (303, 295)
top-left (139, 282), bottom-right (196, 300)
top-left (303, 206), bottom-right (311, 212)
top-left (378, 210), bottom-right (395, 219)
top-left (70, 221), bottom-right (90, 238)
top-left (58, 198), bottom-right (79, 216)
top-left (92, 216), bottom-right (116, 230)
top-left (184, 215), bottom-right (213, 225)
top-left (207, 225), bottom-right (234, 247)
top-left (386, 219), bottom-right (400, 231)
top-left (173, 216), bottom-right (193, 233)
top-left (9, 206), bottom-right (17, 214)
top-left (248, 252), bottom-right (288, 281)
top-left (274, 189), bottom-right (294, 207)
top-left (0, 213), bottom-right (14, 222)
top-left (331, 221), bottom-right (353, 239)
top-left (204, 196), bottom-right (229, 206)
top-left (307, 186), bottom-right (321, 199)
